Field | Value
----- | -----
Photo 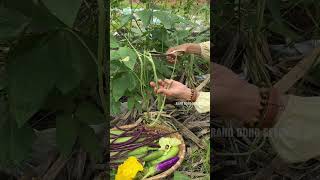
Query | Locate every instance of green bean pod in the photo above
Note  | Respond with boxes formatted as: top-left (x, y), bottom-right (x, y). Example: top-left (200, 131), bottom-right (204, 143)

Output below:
top-left (142, 150), bottom-right (165, 162)
top-left (127, 146), bottom-right (158, 156)
top-left (149, 146), bottom-right (179, 165)
top-left (110, 129), bottom-right (124, 135)
top-left (110, 136), bottom-right (132, 143)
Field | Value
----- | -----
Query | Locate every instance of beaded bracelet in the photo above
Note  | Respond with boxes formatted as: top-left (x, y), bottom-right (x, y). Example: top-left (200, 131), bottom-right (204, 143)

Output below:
top-left (190, 88), bottom-right (198, 102)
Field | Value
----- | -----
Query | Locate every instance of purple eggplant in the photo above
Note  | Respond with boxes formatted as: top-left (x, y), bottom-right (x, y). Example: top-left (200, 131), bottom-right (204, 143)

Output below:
top-left (156, 156), bottom-right (179, 171)
top-left (142, 156), bottom-right (179, 179)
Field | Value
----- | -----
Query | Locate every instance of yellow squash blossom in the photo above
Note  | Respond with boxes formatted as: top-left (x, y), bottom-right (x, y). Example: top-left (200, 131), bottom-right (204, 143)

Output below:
top-left (115, 156), bottom-right (143, 180)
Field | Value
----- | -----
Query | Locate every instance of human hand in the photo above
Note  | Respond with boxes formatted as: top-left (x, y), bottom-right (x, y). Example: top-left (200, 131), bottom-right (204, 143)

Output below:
top-left (213, 63), bottom-right (262, 125)
top-left (166, 43), bottom-right (201, 63)
top-left (150, 79), bottom-right (194, 101)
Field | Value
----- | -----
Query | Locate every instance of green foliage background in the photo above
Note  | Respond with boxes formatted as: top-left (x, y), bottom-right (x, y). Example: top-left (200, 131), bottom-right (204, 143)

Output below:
top-left (0, 0), bottom-right (104, 167)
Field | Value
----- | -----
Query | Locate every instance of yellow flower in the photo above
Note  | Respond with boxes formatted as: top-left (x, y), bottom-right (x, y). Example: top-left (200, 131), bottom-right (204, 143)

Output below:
top-left (115, 156), bottom-right (143, 180)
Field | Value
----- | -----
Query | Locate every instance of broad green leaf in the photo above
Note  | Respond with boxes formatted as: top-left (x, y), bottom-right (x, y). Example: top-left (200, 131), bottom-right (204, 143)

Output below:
top-left (42, 0), bottom-right (82, 27)
top-left (78, 123), bottom-right (102, 160)
top-left (111, 50), bottom-right (121, 61)
top-left (56, 113), bottom-right (78, 157)
top-left (175, 30), bottom-right (190, 42)
top-left (0, 7), bottom-right (30, 40)
top-left (3, 0), bottom-right (65, 32)
top-left (153, 11), bottom-right (172, 29)
top-left (173, 172), bottom-right (191, 180)
top-left (110, 35), bottom-right (119, 48)
top-left (118, 47), bottom-right (137, 70)
top-left (112, 74), bottom-right (132, 101)
top-left (8, 38), bottom-right (57, 127)
top-left (76, 102), bottom-right (105, 125)
top-left (136, 9), bottom-right (152, 27)
top-left (110, 99), bottom-right (121, 115)
top-left (111, 60), bottom-right (128, 75)
top-left (127, 72), bottom-right (137, 91)
top-left (154, 59), bottom-right (171, 77)
top-left (151, 27), bottom-right (168, 43)
top-left (0, 119), bottom-right (35, 166)
top-left (121, 14), bottom-right (133, 27)
top-left (127, 96), bottom-right (135, 110)
top-left (49, 31), bottom-right (95, 94)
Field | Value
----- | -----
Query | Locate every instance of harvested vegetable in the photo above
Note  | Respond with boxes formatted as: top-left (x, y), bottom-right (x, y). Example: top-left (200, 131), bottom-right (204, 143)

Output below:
top-left (150, 146), bottom-right (179, 165)
top-left (142, 150), bottom-right (165, 162)
top-left (127, 146), bottom-right (158, 156)
top-left (142, 156), bottom-right (180, 179)
top-left (156, 156), bottom-right (179, 171)
top-left (110, 125), bottom-right (183, 179)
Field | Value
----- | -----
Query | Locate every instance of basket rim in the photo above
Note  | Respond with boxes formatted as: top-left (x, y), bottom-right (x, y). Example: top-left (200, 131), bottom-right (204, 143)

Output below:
top-left (111, 123), bottom-right (186, 180)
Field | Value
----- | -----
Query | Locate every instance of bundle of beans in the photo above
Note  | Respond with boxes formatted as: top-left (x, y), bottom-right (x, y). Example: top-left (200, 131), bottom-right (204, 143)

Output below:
top-left (110, 125), bottom-right (175, 169)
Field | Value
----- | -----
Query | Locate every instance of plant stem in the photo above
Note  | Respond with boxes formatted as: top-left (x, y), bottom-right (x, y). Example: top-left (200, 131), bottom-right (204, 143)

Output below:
top-left (150, 55), bottom-right (177, 126)
top-left (97, 0), bottom-right (108, 121)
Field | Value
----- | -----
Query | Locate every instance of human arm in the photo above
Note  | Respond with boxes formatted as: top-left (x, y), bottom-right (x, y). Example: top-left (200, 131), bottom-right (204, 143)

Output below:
top-left (166, 41), bottom-right (210, 63)
top-left (150, 79), bottom-right (210, 113)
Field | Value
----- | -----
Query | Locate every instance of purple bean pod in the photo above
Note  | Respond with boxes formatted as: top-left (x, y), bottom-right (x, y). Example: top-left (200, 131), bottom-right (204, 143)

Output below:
top-left (111, 128), bottom-right (143, 145)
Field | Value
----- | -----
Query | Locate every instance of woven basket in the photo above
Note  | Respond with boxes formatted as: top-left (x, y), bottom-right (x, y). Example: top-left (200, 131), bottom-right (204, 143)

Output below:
top-left (111, 123), bottom-right (186, 180)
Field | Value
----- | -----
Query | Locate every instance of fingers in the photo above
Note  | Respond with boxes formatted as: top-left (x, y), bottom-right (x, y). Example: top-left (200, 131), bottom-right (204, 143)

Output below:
top-left (150, 81), bottom-right (156, 87)
top-left (157, 88), bottom-right (172, 96)
top-left (150, 79), bottom-right (175, 96)
top-left (166, 47), bottom-right (178, 63)
top-left (164, 79), bottom-right (173, 85)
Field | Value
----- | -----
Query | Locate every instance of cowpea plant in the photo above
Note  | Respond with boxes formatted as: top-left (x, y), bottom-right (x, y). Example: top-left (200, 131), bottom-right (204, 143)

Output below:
top-left (110, 0), bottom-right (209, 117)
top-left (0, 0), bottom-right (106, 167)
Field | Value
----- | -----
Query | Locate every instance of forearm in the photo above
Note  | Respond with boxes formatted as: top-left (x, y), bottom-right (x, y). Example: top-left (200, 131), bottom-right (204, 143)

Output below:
top-left (185, 43), bottom-right (202, 55)
top-left (184, 41), bottom-right (210, 61)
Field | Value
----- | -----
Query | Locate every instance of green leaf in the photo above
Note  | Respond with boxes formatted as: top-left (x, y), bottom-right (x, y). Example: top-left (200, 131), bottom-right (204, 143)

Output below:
top-left (175, 30), bottom-right (190, 42)
top-left (49, 31), bottom-right (95, 94)
top-left (111, 50), bottom-right (120, 61)
top-left (151, 27), bottom-right (168, 43)
top-left (8, 37), bottom-right (57, 127)
top-left (112, 73), bottom-right (131, 101)
top-left (111, 60), bottom-right (128, 76)
top-left (42, 0), bottom-right (82, 27)
top-left (78, 123), bottom-right (102, 160)
top-left (127, 96), bottom-right (135, 110)
top-left (127, 71), bottom-right (137, 92)
top-left (121, 14), bottom-right (133, 27)
top-left (110, 35), bottom-right (119, 48)
top-left (76, 102), bottom-right (105, 125)
top-left (3, 0), bottom-right (66, 32)
top-left (56, 113), bottom-right (78, 157)
top-left (0, 120), bottom-right (35, 166)
top-left (0, 7), bottom-right (30, 40)
top-left (118, 47), bottom-right (137, 70)
top-left (153, 11), bottom-right (172, 29)
top-left (173, 172), bottom-right (191, 180)
top-left (110, 99), bottom-right (121, 115)
top-left (136, 9), bottom-right (152, 27)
